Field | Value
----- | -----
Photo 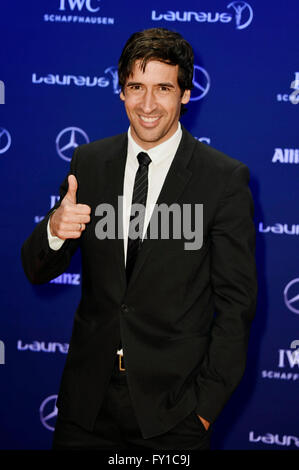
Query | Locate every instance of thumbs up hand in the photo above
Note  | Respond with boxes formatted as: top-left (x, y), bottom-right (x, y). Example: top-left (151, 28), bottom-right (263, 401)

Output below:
top-left (49, 175), bottom-right (91, 239)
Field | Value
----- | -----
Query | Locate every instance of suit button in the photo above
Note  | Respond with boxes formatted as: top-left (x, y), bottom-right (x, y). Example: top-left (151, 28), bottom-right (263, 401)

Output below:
top-left (121, 304), bottom-right (129, 314)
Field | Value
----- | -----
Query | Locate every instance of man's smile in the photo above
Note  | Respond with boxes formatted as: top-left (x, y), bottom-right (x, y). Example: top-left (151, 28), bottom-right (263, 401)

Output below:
top-left (138, 115), bottom-right (161, 126)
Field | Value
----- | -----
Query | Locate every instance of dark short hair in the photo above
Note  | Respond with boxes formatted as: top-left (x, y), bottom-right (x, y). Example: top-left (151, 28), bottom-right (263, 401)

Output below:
top-left (118, 28), bottom-right (194, 114)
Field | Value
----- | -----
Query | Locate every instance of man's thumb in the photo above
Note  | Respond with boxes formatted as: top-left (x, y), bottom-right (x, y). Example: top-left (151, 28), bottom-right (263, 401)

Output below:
top-left (66, 174), bottom-right (78, 203)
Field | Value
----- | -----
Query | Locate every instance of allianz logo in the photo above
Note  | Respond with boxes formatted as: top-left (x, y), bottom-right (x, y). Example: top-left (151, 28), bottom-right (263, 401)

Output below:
top-left (259, 223), bottom-right (299, 236)
top-left (249, 431), bottom-right (299, 448)
top-left (50, 273), bottom-right (81, 285)
top-left (17, 340), bottom-right (69, 354)
top-left (272, 148), bottom-right (299, 164)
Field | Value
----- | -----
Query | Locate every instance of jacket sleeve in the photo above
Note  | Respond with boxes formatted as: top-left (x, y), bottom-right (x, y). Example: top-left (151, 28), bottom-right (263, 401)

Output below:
top-left (194, 163), bottom-right (257, 423)
top-left (21, 148), bottom-right (81, 284)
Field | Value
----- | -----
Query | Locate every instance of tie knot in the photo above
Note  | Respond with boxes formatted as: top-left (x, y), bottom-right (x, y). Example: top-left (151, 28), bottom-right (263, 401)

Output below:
top-left (137, 152), bottom-right (151, 168)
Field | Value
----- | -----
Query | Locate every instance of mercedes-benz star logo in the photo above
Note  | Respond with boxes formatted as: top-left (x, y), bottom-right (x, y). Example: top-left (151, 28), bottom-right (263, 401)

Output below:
top-left (56, 126), bottom-right (90, 162)
top-left (284, 279), bottom-right (299, 315)
top-left (0, 127), bottom-right (11, 154)
top-left (190, 66), bottom-right (211, 102)
top-left (227, 1), bottom-right (253, 30)
top-left (39, 395), bottom-right (58, 431)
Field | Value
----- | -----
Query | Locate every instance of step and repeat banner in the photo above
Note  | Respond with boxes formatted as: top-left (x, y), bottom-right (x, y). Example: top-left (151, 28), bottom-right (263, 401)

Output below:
top-left (0, 0), bottom-right (298, 450)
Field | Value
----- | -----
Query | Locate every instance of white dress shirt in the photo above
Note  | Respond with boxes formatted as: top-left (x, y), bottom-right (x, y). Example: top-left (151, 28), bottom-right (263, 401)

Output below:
top-left (47, 123), bottom-right (183, 258)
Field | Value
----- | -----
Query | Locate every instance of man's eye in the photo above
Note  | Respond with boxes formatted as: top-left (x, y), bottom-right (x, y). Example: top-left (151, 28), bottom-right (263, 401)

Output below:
top-left (159, 86), bottom-right (170, 92)
top-left (129, 85), bottom-right (141, 91)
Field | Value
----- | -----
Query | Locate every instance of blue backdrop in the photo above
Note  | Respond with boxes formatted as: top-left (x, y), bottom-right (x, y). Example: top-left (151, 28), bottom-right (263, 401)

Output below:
top-left (0, 0), bottom-right (298, 450)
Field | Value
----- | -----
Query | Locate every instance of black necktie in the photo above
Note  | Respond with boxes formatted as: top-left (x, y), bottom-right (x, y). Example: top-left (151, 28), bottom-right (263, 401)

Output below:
top-left (126, 151), bottom-right (152, 283)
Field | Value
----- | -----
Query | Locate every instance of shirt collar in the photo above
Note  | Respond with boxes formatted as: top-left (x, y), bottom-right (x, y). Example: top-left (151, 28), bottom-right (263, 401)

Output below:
top-left (127, 122), bottom-right (182, 167)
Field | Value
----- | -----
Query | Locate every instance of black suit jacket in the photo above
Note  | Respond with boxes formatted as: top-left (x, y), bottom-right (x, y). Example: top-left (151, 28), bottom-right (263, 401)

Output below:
top-left (21, 126), bottom-right (257, 439)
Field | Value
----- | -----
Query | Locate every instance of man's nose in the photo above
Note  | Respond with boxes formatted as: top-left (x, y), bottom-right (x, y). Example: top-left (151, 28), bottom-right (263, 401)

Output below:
top-left (141, 89), bottom-right (156, 113)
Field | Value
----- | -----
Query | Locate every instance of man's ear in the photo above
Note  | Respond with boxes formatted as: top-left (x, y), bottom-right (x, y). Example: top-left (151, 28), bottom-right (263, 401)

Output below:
top-left (181, 89), bottom-right (191, 105)
top-left (120, 90), bottom-right (125, 101)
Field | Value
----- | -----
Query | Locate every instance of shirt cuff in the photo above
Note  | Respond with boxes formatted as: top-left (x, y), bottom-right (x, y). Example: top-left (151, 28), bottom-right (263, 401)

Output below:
top-left (47, 218), bottom-right (65, 251)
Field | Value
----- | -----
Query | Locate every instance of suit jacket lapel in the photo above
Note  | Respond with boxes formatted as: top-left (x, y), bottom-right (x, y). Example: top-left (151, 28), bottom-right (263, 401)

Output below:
top-left (103, 133), bottom-right (128, 289)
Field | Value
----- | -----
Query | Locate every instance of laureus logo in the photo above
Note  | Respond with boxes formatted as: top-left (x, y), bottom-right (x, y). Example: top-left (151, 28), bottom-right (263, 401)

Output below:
top-left (151, 1), bottom-right (253, 30)
top-left (227, 1), bottom-right (253, 30)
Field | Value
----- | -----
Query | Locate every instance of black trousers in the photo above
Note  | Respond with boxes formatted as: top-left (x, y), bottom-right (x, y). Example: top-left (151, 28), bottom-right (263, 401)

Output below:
top-left (52, 357), bottom-right (212, 450)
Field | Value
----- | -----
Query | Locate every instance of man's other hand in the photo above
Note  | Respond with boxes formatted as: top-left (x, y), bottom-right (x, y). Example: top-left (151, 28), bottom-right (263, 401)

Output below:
top-left (49, 175), bottom-right (91, 239)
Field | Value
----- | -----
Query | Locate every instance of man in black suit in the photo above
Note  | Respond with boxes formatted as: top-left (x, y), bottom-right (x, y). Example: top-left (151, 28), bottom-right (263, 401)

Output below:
top-left (21, 28), bottom-right (257, 450)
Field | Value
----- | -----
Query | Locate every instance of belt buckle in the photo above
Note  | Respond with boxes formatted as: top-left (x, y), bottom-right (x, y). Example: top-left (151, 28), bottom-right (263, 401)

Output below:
top-left (117, 350), bottom-right (125, 371)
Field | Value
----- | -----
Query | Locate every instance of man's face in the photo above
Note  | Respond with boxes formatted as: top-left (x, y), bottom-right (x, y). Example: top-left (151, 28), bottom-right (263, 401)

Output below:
top-left (120, 60), bottom-right (190, 150)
